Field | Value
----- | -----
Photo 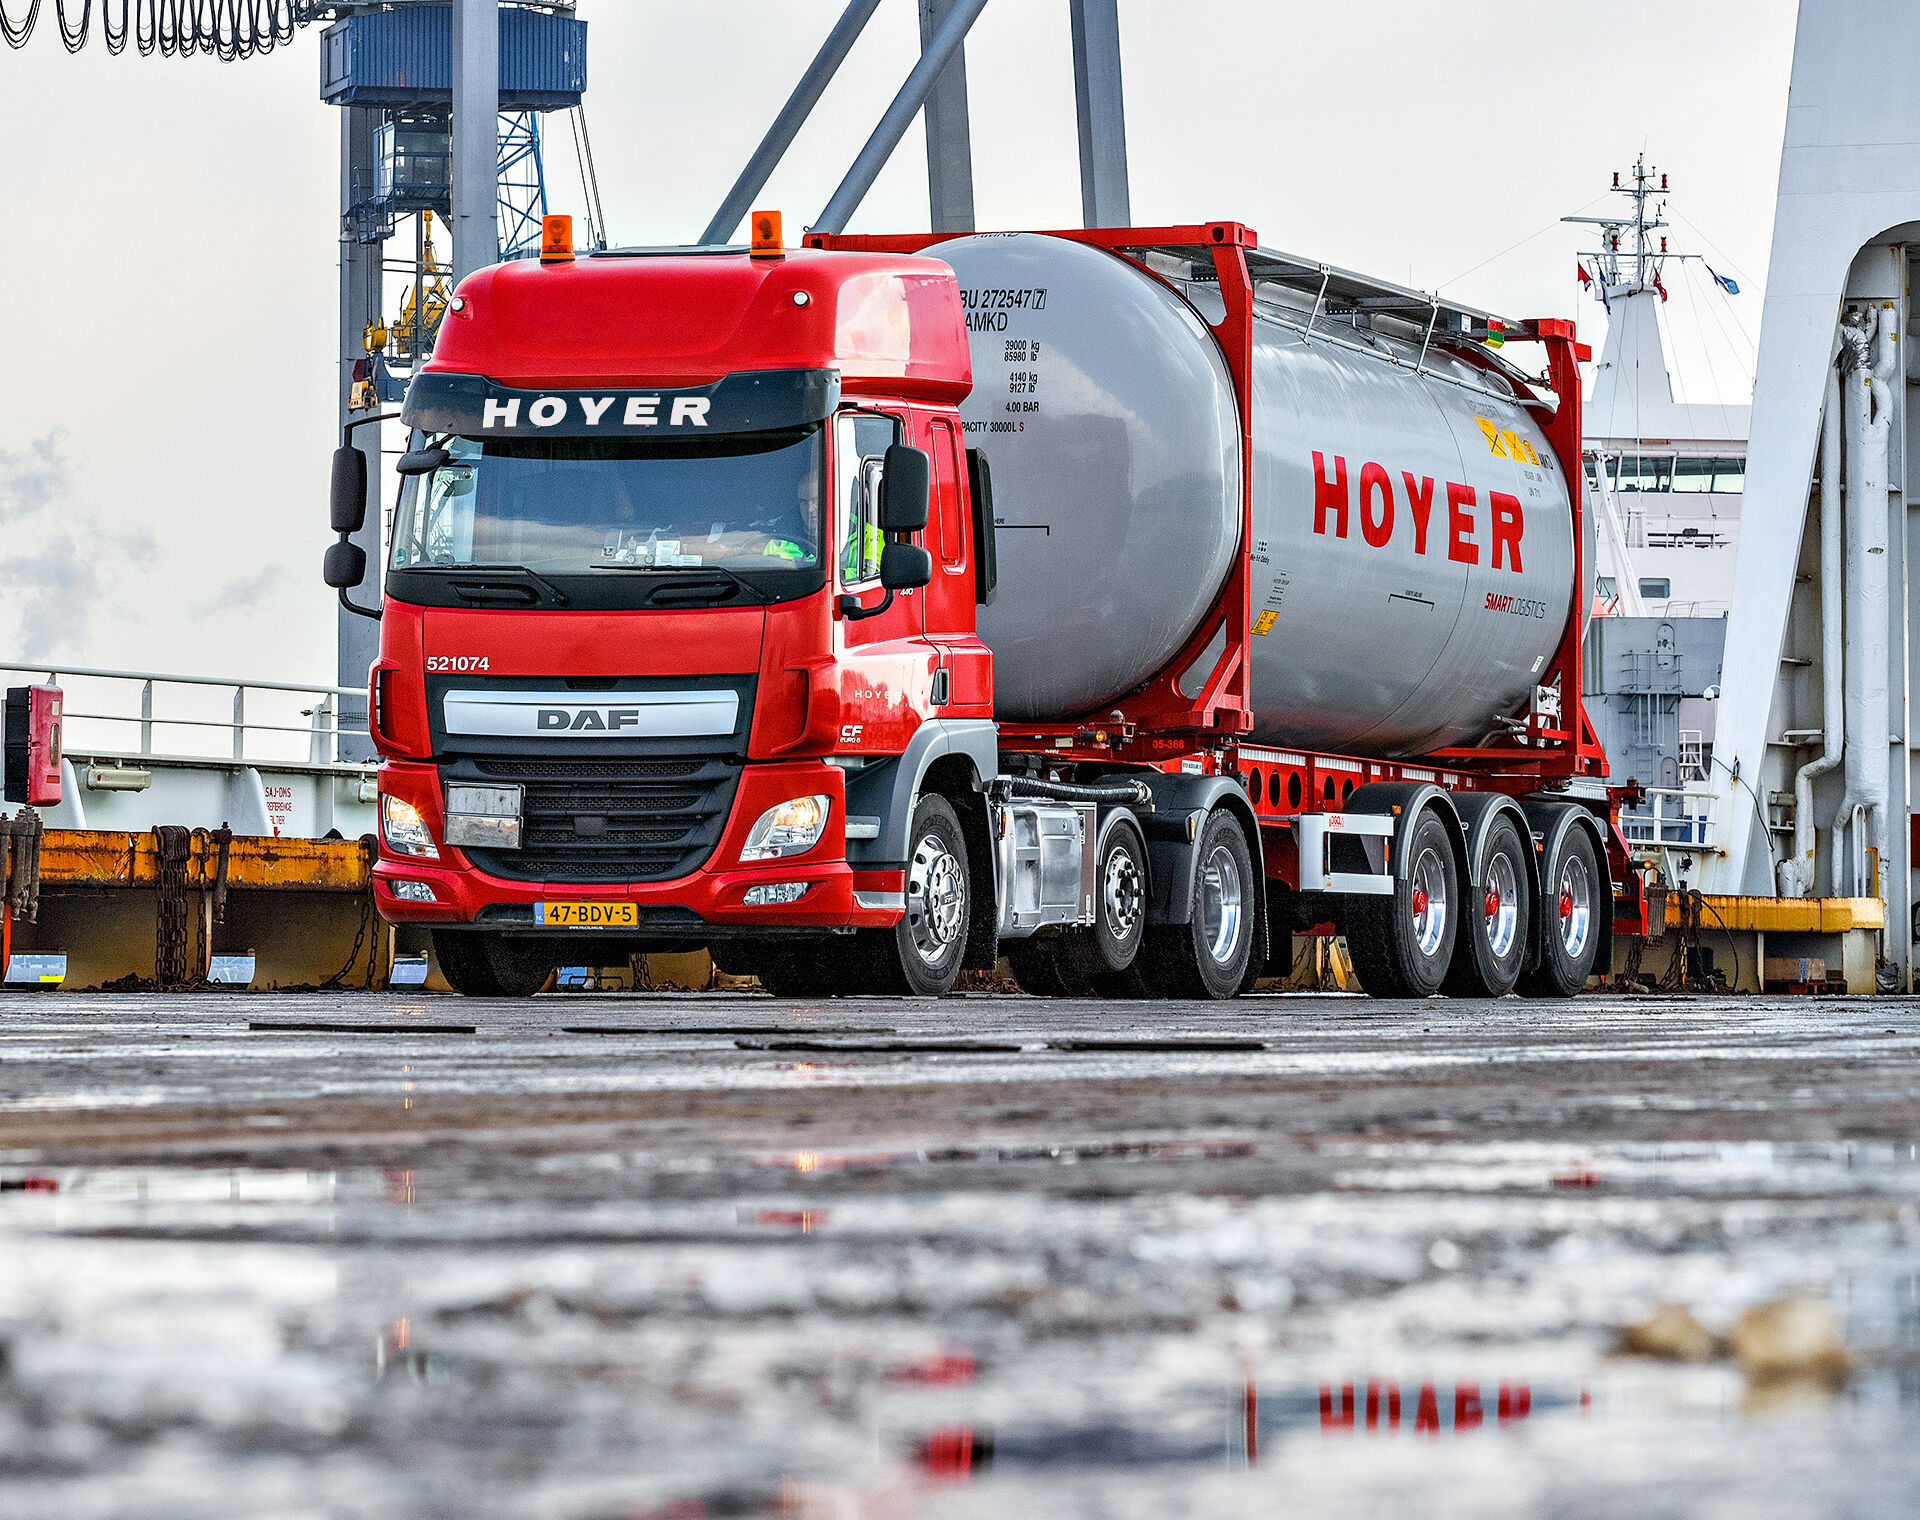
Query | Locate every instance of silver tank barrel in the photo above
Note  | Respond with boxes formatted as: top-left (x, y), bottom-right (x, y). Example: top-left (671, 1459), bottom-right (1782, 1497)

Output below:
top-left (931, 233), bottom-right (1574, 759)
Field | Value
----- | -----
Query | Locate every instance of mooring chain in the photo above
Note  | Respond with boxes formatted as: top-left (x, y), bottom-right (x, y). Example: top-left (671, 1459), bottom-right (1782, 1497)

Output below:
top-left (152, 824), bottom-right (193, 990)
top-left (318, 836), bottom-right (380, 990)
top-left (320, 891), bottom-right (374, 992)
top-left (0, 1), bottom-right (322, 59)
top-left (3, 809), bottom-right (45, 926)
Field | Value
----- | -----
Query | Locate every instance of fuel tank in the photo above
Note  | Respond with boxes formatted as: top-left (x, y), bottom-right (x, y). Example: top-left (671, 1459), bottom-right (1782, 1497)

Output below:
top-left (930, 233), bottom-right (1574, 758)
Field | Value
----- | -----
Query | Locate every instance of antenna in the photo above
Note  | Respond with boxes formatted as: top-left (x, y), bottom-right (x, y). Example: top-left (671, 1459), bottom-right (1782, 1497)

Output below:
top-left (1564, 150), bottom-right (1677, 294)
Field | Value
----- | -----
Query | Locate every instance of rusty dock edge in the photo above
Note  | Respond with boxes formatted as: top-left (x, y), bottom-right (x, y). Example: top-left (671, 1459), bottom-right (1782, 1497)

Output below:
top-left (3, 822), bottom-right (399, 991)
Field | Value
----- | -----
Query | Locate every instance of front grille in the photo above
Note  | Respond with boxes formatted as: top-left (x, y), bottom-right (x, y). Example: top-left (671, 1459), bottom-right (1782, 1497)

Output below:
top-left (456, 755), bottom-right (742, 884)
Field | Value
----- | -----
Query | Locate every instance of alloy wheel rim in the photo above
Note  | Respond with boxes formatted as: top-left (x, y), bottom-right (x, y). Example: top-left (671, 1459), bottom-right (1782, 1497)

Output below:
top-left (1558, 852), bottom-right (1592, 959)
top-left (1198, 844), bottom-right (1243, 965)
top-left (906, 831), bottom-right (965, 965)
top-left (1104, 844), bottom-right (1144, 943)
top-left (1484, 851), bottom-right (1520, 958)
top-left (1411, 845), bottom-right (1449, 957)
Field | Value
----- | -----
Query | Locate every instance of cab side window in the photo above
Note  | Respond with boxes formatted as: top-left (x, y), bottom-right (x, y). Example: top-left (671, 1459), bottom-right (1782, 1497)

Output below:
top-left (834, 412), bottom-right (899, 587)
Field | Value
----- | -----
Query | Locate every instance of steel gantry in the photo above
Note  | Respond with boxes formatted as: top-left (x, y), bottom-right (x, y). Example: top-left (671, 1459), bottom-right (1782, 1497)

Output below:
top-left (704, 0), bottom-right (1132, 242)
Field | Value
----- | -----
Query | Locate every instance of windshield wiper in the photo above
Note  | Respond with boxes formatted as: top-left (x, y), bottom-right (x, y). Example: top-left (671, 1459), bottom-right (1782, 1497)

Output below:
top-left (588, 562), bottom-right (772, 606)
top-left (410, 564), bottom-right (571, 606)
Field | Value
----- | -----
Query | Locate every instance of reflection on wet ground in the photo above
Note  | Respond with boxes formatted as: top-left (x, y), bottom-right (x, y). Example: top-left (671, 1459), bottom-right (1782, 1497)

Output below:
top-left (0, 992), bottom-right (1916, 1517)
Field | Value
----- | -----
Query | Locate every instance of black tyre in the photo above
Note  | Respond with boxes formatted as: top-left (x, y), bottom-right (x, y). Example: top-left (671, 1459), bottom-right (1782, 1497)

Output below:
top-left (1138, 809), bottom-right (1256, 1000)
top-left (1091, 822), bottom-right (1148, 974)
top-left (1008, 823), bottom-right (1146, 998)
top-left (854, 794), bottom-right (970, 997)
top-left (1442, 814), bottom-right (1533, 998)
top-left (1007, 936), bottom-right (1095, 997)
top-left (1344, 808), bottom-right (1459, 998)
top-left (1518, 822), bottom-right (1604, 998)
top-left (431, 930), bottom-right (552, 998)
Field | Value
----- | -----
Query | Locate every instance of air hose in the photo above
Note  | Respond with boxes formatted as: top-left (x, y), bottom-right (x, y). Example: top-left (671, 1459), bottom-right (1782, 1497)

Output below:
top-left (994, 775), bottom-right (1152, 807)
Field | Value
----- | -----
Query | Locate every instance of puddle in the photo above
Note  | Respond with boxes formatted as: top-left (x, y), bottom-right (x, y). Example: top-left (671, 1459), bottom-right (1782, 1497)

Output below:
top-left (1, 1144), bottom-right (1916, 1518)
top-left (3, 996), bottom-right (1918, 1516)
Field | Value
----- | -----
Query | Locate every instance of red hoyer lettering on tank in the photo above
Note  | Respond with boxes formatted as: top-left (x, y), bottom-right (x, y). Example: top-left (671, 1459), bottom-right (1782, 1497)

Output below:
top-left (1311, 451), bottom-right (1525, 571)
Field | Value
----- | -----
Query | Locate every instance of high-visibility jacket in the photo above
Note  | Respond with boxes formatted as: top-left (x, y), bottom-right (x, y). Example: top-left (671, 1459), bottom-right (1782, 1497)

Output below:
top-left (840, 521), bottom-right (885, 581)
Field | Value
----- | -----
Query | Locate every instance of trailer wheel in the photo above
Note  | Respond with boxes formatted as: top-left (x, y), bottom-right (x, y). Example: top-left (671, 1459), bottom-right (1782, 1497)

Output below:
top-left (1139, 809), bottom-right (1256, 999)
top-left (854, 794), bottom-right (970, 997)
top-left (1518, 823), bottom-right (1603, 998)
top-left (1344, 807), bottom-right (1458, 998)
top-left (1441, 814), bottom-right (1532, 998)
top-left (430, 930), bottom-right (552, 999)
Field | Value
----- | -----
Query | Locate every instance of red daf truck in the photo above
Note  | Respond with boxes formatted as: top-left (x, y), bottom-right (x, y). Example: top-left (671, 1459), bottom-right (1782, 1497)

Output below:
top-left (324, 215), bottom-right (1639, 999)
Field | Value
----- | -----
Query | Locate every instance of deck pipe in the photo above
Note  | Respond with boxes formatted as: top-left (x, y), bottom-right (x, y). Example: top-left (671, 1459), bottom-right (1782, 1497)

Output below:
top-left (1786, 363), bottom-right (1846, 897)
top-left (1835, 303), bottom-right (1896, 903)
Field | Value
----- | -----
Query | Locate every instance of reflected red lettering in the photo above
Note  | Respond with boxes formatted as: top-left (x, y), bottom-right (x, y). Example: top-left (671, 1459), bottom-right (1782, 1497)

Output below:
top-left (1364, 1379), bottom-right (1400, 1431)
top-left (1498, 1383), bottom-right (1531, 1423)
top-left (1415, 1381), bottom-right (1440, 1435)
top-left (1319, 1382), bottom-right (1356, 1431)
top-left (1314, 1378), bottom-right (1531, 1437)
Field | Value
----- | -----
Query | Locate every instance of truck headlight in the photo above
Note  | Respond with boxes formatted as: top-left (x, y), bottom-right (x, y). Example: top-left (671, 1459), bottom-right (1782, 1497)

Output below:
top-left (740, 794), bottom-right (830, 861)
top-left (444, 782), bottom-right (523, 849)
top-left (381, 795), bottom-right (440, 859)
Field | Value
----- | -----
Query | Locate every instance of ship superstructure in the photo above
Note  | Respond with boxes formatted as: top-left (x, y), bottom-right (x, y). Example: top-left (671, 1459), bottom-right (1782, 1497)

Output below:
top-left (1570, 158), bottom-right (1751, 865)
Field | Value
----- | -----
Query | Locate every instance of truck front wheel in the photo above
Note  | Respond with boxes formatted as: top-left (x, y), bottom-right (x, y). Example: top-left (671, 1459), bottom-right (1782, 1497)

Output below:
top-left (431, 930), bottom-right (552, 998)
top-left (858, 794), bottom-right (970, 997)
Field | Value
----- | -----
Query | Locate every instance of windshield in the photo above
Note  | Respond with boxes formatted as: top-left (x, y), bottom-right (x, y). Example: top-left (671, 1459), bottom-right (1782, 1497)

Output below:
top-left (390, 426), bottom-right (824, 578)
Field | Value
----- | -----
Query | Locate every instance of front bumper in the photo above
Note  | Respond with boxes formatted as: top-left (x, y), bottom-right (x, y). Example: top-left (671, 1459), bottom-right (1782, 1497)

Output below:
top-left (372, 758), bottom-right (903, 934)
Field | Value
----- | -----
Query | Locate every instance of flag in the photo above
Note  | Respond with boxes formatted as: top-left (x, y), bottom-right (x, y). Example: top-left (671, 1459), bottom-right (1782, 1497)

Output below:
top-left (1707, 265), bottom-right (1740, 295)
top-left (1652, 269), bottom-right (1668, 303)
top-left (1576, 262), bottom-right (1592, 288)
top-left (1597, 275), bottom-right (1611, 315)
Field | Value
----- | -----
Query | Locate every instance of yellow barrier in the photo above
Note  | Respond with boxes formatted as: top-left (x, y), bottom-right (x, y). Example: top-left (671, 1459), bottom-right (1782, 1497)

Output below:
top-left (7, 828), bottom-right (389, 991)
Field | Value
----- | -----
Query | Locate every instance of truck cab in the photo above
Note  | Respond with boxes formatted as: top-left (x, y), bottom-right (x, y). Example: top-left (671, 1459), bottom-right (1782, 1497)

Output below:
top-left (349, 238), bottom-right (1005, 996)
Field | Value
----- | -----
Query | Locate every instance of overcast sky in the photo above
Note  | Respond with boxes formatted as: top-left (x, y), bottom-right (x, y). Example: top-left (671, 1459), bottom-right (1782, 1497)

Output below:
top-left (0, 0), bottom-right (1798, 687)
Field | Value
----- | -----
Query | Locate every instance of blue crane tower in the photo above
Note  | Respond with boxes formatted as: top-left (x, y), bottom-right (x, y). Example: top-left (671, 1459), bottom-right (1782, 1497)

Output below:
top-left (319, 1), bottom-right (590, 757)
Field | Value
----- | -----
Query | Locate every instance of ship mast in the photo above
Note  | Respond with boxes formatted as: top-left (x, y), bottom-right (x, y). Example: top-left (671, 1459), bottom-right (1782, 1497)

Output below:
top-left (1563, 152), bottom-right (1672, 294)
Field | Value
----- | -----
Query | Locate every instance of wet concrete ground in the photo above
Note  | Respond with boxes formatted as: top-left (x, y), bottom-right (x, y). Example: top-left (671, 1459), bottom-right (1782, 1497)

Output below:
top-left (0, 989), bottom-right (1917, 1518)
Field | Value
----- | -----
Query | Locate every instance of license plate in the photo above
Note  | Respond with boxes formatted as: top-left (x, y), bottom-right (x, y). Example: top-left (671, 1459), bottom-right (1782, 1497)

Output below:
top-left (536, 901), bottom-right (638, 927)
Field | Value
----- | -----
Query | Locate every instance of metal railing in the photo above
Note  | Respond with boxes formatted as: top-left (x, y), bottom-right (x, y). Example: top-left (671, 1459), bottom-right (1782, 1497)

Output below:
top-left (0, 662), bottom-right (371, 771)
top-left (1621, 787), bottom-right (1718, 851)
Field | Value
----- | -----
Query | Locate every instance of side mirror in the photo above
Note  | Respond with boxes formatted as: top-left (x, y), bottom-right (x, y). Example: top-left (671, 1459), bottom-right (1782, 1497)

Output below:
top-left (877, 443), bottom-right (930, 533)
top-left (330, 446), bottom-right (369, 534)
top-left (397, 446), bottom-right (452, 477)
top-left (880, 541), bottom-right (932, 591)
top-left (323, 539), bottom-right (368, 590)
